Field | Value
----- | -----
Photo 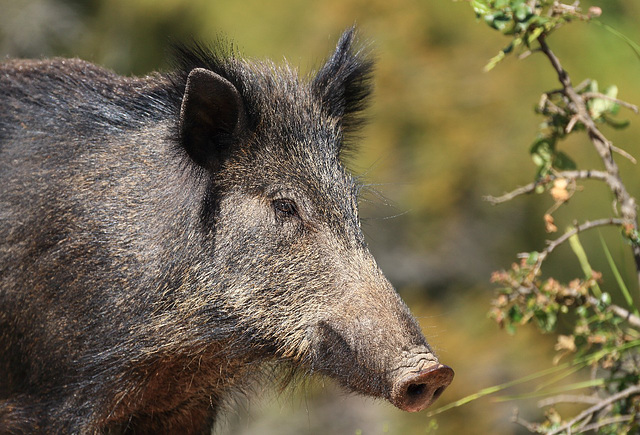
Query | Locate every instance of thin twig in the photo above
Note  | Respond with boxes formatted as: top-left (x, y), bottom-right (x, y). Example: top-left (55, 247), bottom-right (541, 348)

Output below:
top-left (512, 408), bottom-right (543, 433)
top-left (577, 414), bottom-right (634, 433)
top-left (538, 394), bottom-right (602, 407)
top-left (542, 98), bottom-right (568, 116)
top-left (565, 114), bottom-right (580, 133)
top-left (485, 170), bottom-right (612, 204)
top-left (485, 181), bottom-right (544, 204)
top-left (547, 384), bottom-right (640, 435)
top-left (536, 218), bottom-right (623, 260)
top-left (559, 170), bottom-right (612, 183)
top-left (574, 412), bottom-right (594, 433)
top-left (609, 144), bottom-right (638, 164)
top-left (607, 303), bottom-right (640, 330)
top-left (574, 79), bottom-right (592, 93)
top-left (581, 92), bottom-right (639, 114)
top-left (532, 218), bottom-right (625, 276)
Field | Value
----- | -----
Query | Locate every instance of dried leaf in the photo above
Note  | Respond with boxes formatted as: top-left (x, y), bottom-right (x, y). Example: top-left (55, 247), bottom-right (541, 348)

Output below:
top-left (544, 213), bottom-right (558, 232)
top-left (550, 178), bottom-right (570, 202)
top-left (554, 334), bottom-right (576, 352)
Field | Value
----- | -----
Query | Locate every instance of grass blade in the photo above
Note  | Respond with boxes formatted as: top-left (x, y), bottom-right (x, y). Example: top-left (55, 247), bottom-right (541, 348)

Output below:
top-left (568, 229), bottom-right (602, 297)
top-left (592, 20), bottom-right (640, 62)
top-left (495, 378), bottom-right (605, 402)
top-left (599, 232), bottom-right (639, 316)
top-left (427, 340), bottom-right (640, 417)
top-left (425, 361), bottom-right (575, 417)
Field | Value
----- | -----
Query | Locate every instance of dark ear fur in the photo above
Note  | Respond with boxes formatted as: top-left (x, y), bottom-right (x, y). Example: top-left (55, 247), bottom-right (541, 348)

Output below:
top-left (312, 28), bottom-right (374, 151)
top-left (179, 68), bottom-right (246, 170)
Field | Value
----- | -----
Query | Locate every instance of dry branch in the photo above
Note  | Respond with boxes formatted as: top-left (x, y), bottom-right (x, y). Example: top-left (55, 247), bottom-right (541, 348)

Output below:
top-left (577, 414), bottom-right (634, 433)
top-left (581, 92), bottom-right (639, 114)
top-left (547, 384), bottom-right (640, 435)
top-left (485, 170), bottom-right (614, 204)
top-left (537, 394), bottom-right (602, 407)
top-left (537, 34), bottom-right (640, 285)
top-left (531, 218), bottom-right (625, 275)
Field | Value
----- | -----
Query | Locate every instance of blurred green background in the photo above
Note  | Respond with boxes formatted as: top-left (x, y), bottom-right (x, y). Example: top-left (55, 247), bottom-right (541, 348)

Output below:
top-left (2, 0), bottom-right (639, 433)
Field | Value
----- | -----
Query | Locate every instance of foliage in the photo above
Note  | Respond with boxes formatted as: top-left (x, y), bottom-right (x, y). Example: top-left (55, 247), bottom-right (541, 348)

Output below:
top-left (433, 1), bottom-right (640, 433)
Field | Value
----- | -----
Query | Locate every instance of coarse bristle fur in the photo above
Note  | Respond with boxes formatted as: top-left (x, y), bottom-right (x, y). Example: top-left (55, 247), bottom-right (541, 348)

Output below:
top-left (311, 28), bottom-right (375, 157)
top-left (170, 27), bottom-right (374, 160)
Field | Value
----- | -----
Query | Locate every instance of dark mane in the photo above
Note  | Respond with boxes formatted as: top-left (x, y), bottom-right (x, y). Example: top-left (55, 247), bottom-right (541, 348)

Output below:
top-left (0, 58), bottom-right (178, 136)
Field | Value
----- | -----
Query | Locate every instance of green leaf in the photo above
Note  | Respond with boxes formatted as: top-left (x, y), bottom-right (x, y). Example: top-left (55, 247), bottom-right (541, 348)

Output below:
top-left (471, 0), bottom-right (491, 16)
top-left (527, 15), bottom-right (550, 27)
top-left (526, 251), bottom-right (539, 265)
top-left (588, 98), bottom-right (607, 120)
top-left (577, 306), bottom-right (588, 317)
top-left (605, 85), bottom-right (620, 112)
top-left (484, 49), bottom-right (506, 71)
top-left (527, 26), bottom-right (545, 44)
top-left (485, 11), bottom-right (512, 32)
top-left (588, 85), bottom-right (618, 120)
top-left (530, 137), bottom-right (554, 170)
top-left (509, 304), bottom-right (524, 323)
top-left (514, 6), bottom-right (529, 22)
top-left (605, 84), bottom-right (619, 97)
top-left (535, 310), bottom-right (556, 332)
top-left (553, 151), bottom-right (577, 171)
top-left (492, 15), bottom-right (512, 33)
top-left (602, 114), bottom-right (630, 130)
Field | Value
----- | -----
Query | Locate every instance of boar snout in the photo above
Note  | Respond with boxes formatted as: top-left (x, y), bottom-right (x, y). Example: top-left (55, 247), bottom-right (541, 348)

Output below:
top-left (391, 362), bottom-right (454, 412)
top-left (309, 316), bottom-right (454, 412)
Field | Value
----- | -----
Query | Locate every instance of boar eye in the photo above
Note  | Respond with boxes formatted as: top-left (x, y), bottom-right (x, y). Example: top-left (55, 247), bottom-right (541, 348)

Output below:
top-left (273, 199), bottom-right (298, 219)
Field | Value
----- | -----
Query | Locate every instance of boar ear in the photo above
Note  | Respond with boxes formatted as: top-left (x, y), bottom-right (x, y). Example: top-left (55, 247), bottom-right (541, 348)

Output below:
top-left (179, 67), bottom-right (246, 170)
top-left (312, 28), bottom-right (374, 153)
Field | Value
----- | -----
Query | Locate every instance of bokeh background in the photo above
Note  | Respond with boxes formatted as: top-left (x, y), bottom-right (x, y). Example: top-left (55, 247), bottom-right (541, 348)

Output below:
top-left (2, 1), bottom-right (640, 433)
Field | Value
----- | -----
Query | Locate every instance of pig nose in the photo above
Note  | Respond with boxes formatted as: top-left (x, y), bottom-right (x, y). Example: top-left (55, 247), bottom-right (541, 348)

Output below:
top-left (391, 364), bottom-right (454, 412)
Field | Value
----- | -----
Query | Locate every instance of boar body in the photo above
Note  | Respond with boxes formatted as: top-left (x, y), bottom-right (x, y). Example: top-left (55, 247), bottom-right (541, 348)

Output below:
top-left (0, 30), bottom-right (452, 433)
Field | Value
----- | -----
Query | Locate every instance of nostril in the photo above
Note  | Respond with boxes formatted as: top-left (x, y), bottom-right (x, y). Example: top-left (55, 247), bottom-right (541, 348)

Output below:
top-left (406, 383), bottom-right (426, 398)
top-left (391, 364), bottom-right (454, 412)
top-left (432, 385), bottom-right (445, 401)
